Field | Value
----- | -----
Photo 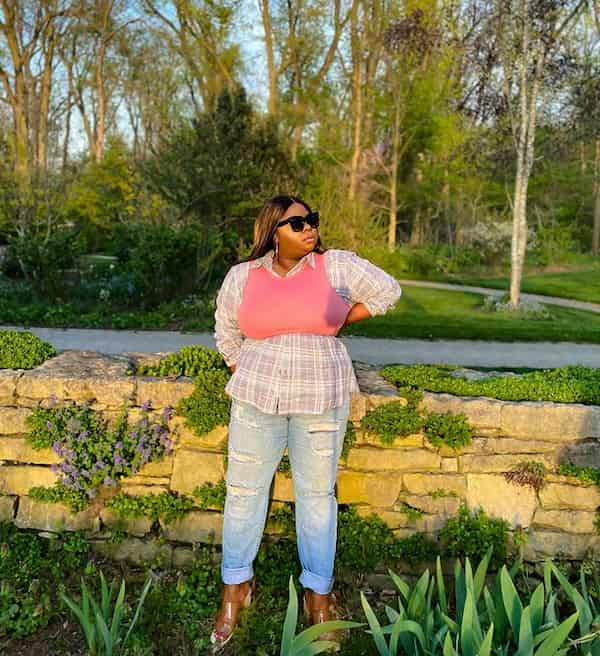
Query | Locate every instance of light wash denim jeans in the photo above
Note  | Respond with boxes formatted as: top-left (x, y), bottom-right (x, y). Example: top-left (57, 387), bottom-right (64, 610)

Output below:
top-left (220, 395), bottom-right (351, 594)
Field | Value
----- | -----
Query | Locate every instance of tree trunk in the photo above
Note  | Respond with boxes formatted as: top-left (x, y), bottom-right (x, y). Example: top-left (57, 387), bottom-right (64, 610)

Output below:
top-left (348, 0), bottom-right (362, 203)
top-left (593, 137), bottom-right (600, 254)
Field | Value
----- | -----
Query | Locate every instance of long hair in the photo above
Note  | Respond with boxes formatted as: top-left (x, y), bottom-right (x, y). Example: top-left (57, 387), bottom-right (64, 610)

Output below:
top-left (236, 195), bottom-right (326, 265)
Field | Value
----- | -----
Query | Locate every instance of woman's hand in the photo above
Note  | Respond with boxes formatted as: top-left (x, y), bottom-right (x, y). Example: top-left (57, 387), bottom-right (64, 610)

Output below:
top-left (340, 303), bottom-right (371, 332)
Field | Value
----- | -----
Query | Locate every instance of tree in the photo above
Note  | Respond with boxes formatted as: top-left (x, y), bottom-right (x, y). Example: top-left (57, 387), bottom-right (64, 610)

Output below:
top-left (493, 0), bottom-right (586, 306)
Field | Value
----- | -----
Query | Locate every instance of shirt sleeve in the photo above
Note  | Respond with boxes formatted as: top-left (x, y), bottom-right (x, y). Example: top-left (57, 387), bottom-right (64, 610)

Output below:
top-left (213, 265), bottom-right (245, 367)
top-left (342, 250), bottom-right (402, 317)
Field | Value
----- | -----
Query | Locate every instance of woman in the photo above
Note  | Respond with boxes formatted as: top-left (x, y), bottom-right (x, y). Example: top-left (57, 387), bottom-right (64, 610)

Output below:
top-left (210, 194), bottom-right (402, 651)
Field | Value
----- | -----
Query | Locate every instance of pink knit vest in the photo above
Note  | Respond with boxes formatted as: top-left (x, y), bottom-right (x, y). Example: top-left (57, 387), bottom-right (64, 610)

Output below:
top-left (237, 251), bottom-right (352, 339)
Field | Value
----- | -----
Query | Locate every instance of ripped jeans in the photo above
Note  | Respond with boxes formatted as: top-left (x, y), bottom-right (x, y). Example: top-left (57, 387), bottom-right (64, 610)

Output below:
top-left (220, 396), bottom-right (351, 594)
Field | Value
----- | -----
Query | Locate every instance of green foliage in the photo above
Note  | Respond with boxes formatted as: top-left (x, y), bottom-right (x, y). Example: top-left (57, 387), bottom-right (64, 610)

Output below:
top-left (381, 363), bottom-right (600, 405)
top-left (64, 136), bottom-right (139, 247)
top-left (133, 344), bottom-right (227, 377)
top-left (336, 506), bottom-right (396, 577)
top-left (176, 368), bottom-right (232, 438)
top-left (389, 532), bottom-right (440, 566)
top-left (139, 545), bottom-right (220, 645)
top-left (28, 482), bottom-right (89, 513)
top-left (279, 575), bottom-right (365, 655)
top-left (0, 329), bottom-right (56, 369)
top-left (438, 504), bottom-right (509, 570)
top-left (423, 411), bottom-right (473, 450)
top-left (193, 479), bottom-right (227, 511)
top-left (557, 461), bottom-right (600, 486)
top-left (0, 521), bottom-right (89, 639)
top-left (277, 452), bottom-right (292, 477)
top-left (267, 504), bottom-right (297, 538)
top-left (142, 85), bottom-right (297, 234)
top-left (25, 399), bottom-right (173, 501)
top-left (397, 503), bottom-right (424, 521)
top-left (503, 460), bottom-right (548, 492)
top-left (360, 400), bottom-right (425, 446)
top-left (113, 222), bottom-right (203, 306)
top-left (105, 491), bottom-right (196, 524)
top-left (340, 421), bottom-right (358, 462)
top-left (60, 569), bottom-right (153, 656)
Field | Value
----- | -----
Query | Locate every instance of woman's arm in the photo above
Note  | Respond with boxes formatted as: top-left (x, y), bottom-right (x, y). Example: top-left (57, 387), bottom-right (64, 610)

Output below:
top-left (341, 302), bottom-right (372, 328)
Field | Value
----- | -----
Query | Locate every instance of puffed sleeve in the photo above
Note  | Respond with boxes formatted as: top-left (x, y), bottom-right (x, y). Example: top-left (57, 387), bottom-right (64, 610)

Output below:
top-left (342, 250), bottom-right (402, 316)
top-left (213, 265), bottom-right (245, 366)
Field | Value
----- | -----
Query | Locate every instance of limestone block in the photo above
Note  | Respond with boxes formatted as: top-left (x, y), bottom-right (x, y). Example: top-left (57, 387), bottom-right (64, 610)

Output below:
top-left (523, 531), bottom-right (600, 560)
top-left (159, 510), bottom-right (223, 544)
top-left (441, 458), bottom-right (459, 472)
top-left (398, 494), bottom-right (461, 516)
top-left (345, 447), bottom-right (441, 471)
top-left (403, 474), bottom-right (467, 496)
top-left (465, 474), bottom-right (537, 528)
top-left (337, 470), bottom-right (402, 507)
top-left (474, 437), bottom-right (558, 454)
top-left (91, 537), bottom-right (173, 567)
top-left (356, 507), bottom-right (412, 529)
top-left (15, 496), bottom-right (100, 532)
top-left (118, 484), bottom-right (169, 497)
top-left (0, 436), bottom-right (59, 464)
top-left (0, 494), bottom-right (16, 521)
top-left (170, 449), bottom-right (225, 495)
top-left (272, 472), bottom-right (294, 501)
top-left (0, 465), bottom-right (58, 495)
top-left (562, 439), bottom-right (600, 468)
top-left (366, 394), bottom-right (406, 411)
top-left (419, 393), bottom-right (502, 429)
top-left (0, 408), bottom-right (31, 435)
top-left (349, 394), bottom-right (367, 423)
top-left (532, 509), bottom-right (597, 534)
top-left (173, 546), bottom-right (197, 570)
top-left (136, 377), bottom-right (195, 409)
top-left (136, 456), bottom-right (174, 478)
top-left (170, 417), bottom-right (228, 451)
top-left (500, 402), bottom-right (600, 442)
top-left (460, 453), bottom-right (555, 473)
top-left (355, 431), bottom-right (424, 448)
top-left (539, 483), bottom-right (600, 511)
top-left (99, 508), bottom-right (153, 536)
top-left (0, 370), bottom-right (21, 405)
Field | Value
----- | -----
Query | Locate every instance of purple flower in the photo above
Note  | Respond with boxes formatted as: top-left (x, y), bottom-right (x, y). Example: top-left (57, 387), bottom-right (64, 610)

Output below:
top-left (104, 476), bottom-right (116, 487)
top-left (87, 488), bottom-right (97, 499)
top-left (50, 463), bottom-right (59, 473)
top-left (48, 394), bottom-right (58, 408)
top-left (79, 430), bottom-right (89, 440)
top-left (81, 469), bottom-right (90, 478)
top-left (161, 406), bottom-right (173, 421)
top-left (141, 399), bottom-right (152, 411)
top-left (46, 420), bottom-right (54, 429)
top-left (113, 453), bottom-right (126, 466)
top-left (52, 441), bottom-right (62, 454)
top-left (67, 417), bottom-right (81, 432)
top-left (115, 441), bottom-right (123, 450)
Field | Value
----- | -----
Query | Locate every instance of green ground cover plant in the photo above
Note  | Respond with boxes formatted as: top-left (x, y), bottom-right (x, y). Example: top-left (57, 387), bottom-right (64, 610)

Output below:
top-left (0, 329), bottom-right (56, 369)
top-left (380, 363), bottom-right (600, 405)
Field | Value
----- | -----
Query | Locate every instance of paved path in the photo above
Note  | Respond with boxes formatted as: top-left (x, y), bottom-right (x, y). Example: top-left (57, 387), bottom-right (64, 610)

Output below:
top-left (397, 279), bottom-right (600, 314)
top-left (3, 325), bottom-right (599, 368)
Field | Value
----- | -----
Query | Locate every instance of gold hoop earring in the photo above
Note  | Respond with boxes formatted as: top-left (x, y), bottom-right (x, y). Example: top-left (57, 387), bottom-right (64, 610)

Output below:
top-left (274, 240), bottom-right (279, 258)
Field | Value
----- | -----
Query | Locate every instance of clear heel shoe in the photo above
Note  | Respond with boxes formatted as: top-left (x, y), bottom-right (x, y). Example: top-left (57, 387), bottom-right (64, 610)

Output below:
top-left (210, 577), bottom-right (255, 652)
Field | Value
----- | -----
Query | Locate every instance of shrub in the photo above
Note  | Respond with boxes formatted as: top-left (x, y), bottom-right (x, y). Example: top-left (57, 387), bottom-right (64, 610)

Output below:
top-left (438, 504), bottom-right (509, 569)
top-left (0, 329), bottom-right (57, 369)
top-left (423, 411), bottom-right (473, 450)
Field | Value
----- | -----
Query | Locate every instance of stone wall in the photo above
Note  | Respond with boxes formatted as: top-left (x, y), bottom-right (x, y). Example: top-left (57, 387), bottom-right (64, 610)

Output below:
top-left (1, 350), bottom-right (600, 570)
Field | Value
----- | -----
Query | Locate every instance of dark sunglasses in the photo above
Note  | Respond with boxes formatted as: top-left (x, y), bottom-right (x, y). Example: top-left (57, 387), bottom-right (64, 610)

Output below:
top-left (276, 211), bottom-right (320, 232)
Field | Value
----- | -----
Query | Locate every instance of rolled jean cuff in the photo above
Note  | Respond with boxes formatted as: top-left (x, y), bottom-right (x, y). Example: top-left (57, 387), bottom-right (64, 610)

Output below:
top-left (299, 569), bottom-right (333, 595)
top-left (221, 564), bottom-right (254, 584)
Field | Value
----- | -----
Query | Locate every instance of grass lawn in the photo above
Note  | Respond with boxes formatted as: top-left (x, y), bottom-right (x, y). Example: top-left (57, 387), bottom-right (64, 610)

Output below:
top-left (339, 286), bottom-right (600, 343)
top-left (448, 269), bottom-right (600, 304)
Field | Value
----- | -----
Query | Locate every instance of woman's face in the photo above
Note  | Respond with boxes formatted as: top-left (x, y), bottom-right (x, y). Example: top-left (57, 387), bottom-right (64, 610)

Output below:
top-left (275, 202), bottom-right (318, 255)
